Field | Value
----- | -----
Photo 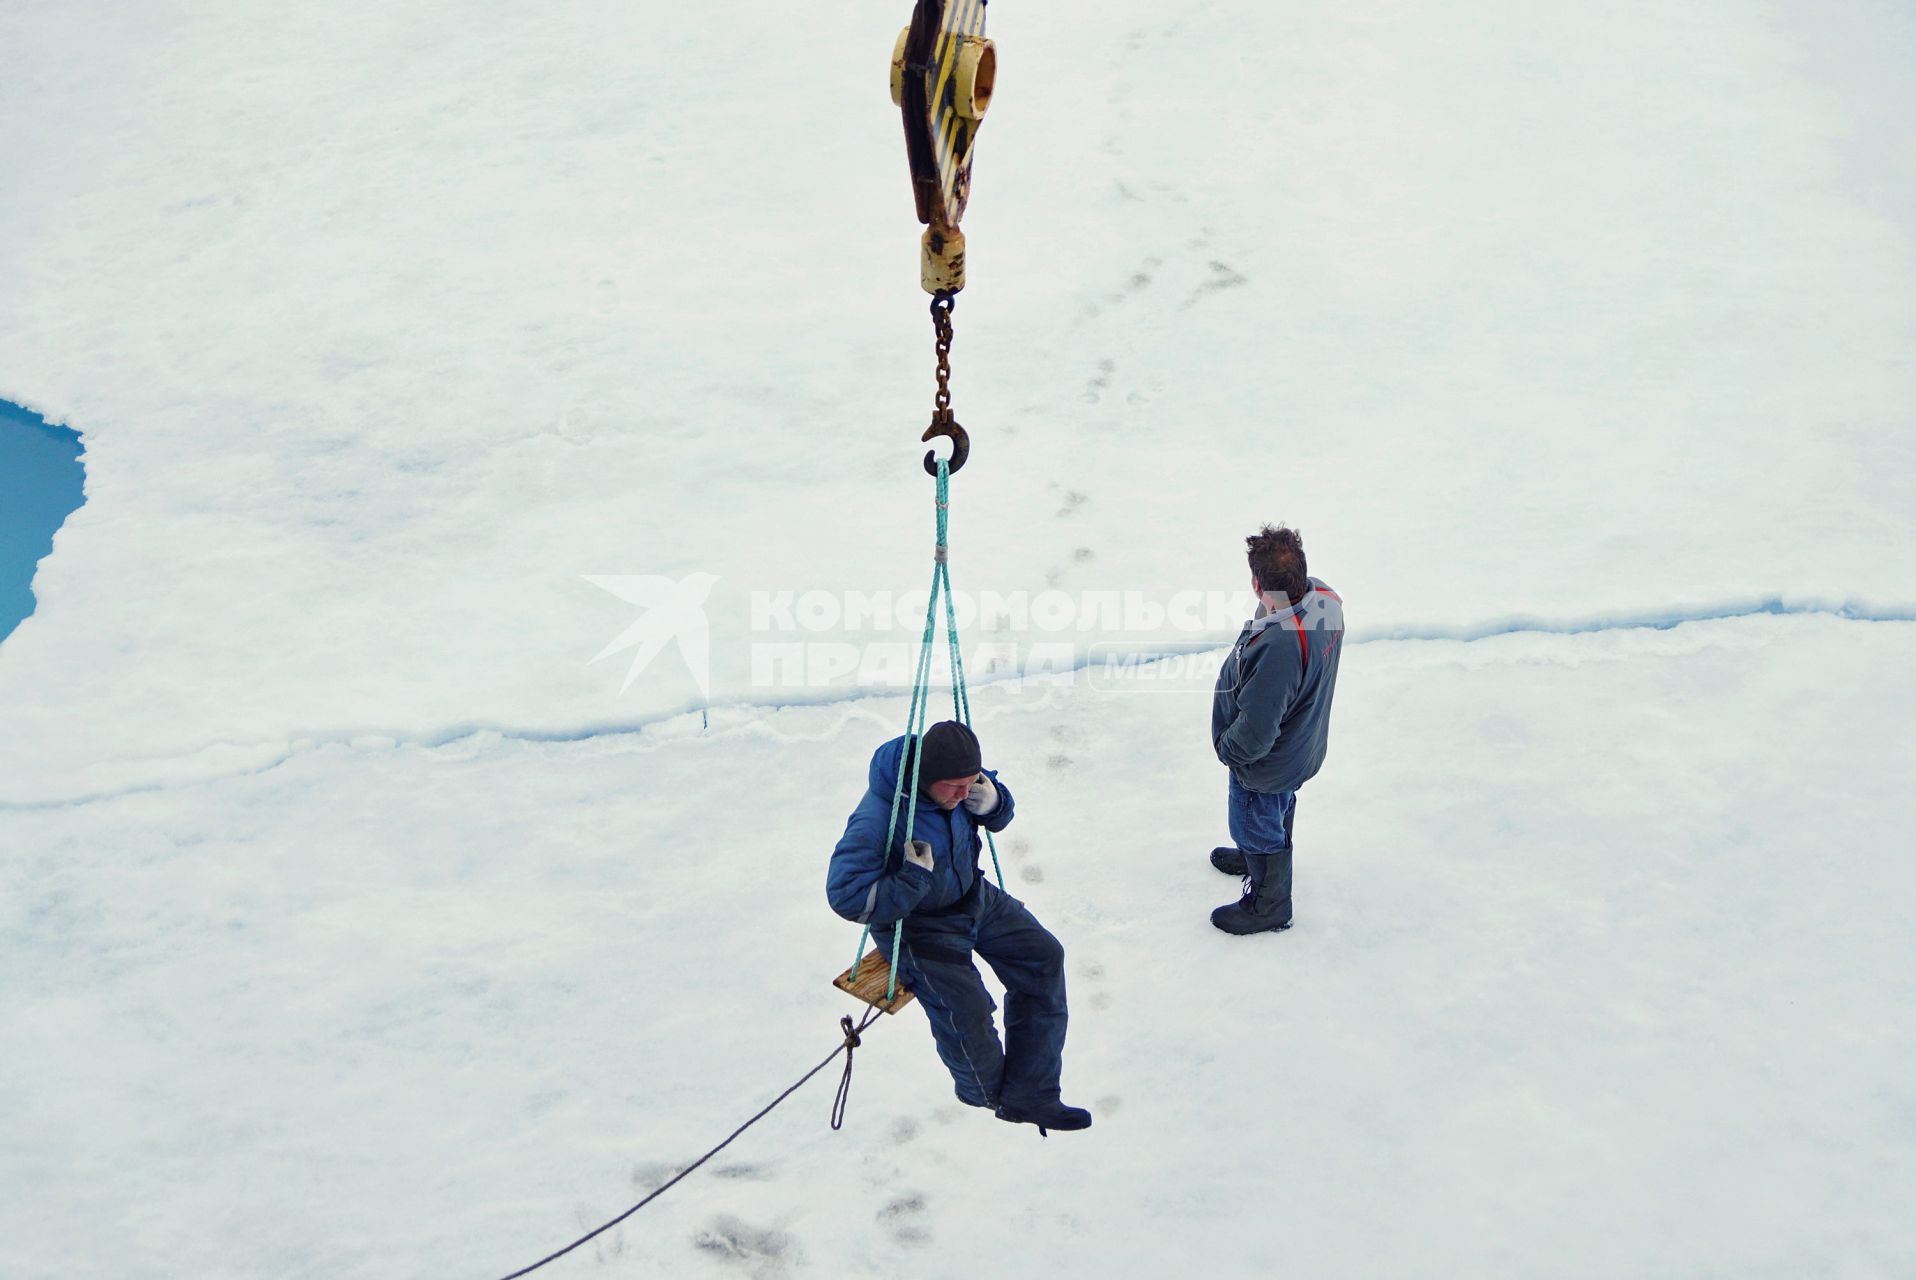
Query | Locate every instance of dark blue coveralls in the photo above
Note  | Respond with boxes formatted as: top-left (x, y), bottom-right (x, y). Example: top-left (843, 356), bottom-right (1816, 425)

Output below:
top-left (826, 736), bottom-right (1069, 1112)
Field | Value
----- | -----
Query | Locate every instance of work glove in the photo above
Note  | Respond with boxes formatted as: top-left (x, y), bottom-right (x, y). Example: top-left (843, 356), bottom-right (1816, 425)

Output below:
top-left (962, 772), bottom-right (999, 817)
top-left (904, 839), bottom-right (935, 871)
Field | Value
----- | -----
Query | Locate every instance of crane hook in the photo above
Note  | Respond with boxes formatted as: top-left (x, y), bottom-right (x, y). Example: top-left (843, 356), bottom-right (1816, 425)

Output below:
top-left (921, 413), bottom-right (969, 476)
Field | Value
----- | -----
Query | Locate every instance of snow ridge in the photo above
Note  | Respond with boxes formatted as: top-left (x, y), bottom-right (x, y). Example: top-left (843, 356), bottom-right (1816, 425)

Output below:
top-left (1357, 594), bottom-right (1916, 644)
top-left (4, 596), bottom-right (1906, 814)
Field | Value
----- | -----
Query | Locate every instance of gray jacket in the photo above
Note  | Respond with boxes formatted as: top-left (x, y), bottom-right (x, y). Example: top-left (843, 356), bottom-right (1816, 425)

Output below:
top-left (1211, 578), bottom-right (1345, 793)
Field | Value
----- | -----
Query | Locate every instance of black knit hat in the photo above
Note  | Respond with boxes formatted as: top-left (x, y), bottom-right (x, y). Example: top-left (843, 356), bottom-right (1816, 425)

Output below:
top-left (913, 720), bottom-right (982, 782)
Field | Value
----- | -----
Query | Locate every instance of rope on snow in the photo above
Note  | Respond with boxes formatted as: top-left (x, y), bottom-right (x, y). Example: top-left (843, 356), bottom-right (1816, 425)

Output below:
top-left (493, 1008), bottom-right (882, 1280)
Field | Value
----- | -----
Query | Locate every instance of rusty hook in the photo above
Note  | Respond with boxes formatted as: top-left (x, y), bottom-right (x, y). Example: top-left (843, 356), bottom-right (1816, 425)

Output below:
top-left (921, 414), bottom-right (969, 476)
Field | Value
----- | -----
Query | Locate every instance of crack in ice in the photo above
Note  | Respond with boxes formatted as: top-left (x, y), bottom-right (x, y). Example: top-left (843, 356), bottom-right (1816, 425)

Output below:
top-left (5, 596), bottom-right (1910, 812)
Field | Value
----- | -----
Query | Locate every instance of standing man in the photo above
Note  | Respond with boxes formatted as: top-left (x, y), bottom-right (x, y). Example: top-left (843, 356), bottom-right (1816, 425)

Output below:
top-left (1210, 525), bottom-right (1345, 935)
top-left (827, 720), bottom-right (1091, 1134)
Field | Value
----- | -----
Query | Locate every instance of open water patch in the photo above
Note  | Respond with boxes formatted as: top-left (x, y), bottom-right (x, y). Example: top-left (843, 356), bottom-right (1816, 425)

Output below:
top-left (0, 398), bottom-right (86, 644)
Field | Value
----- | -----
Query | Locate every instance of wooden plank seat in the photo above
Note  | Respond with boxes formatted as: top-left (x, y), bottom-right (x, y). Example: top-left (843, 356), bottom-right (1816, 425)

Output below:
top-left (833, 948), bottom-right (916, 1014)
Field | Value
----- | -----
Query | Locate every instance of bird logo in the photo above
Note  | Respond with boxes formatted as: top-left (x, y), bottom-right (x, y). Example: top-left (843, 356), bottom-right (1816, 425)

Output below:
top-left (583, 573), bottom-right (720, 697)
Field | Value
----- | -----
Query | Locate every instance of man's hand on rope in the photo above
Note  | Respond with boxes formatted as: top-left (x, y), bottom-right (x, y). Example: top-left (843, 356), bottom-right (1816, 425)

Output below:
top-left (905, 839), bottom-right (936, 871)
top-left (962, 772), bottom-right (999, 817)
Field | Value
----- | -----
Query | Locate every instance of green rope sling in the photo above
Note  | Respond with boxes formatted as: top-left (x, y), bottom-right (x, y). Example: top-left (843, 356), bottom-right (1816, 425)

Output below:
top-left (849, 458), bottom-right (1007, 1001)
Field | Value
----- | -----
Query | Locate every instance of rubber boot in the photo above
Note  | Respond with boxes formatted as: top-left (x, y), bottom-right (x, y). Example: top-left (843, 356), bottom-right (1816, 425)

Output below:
top-left (1210, 845), bottom-right (1247, 876)
top-left (995, 1099), bottom-right (1093, 1136)
top-left (1210, 850), bottom-right (1293, 935)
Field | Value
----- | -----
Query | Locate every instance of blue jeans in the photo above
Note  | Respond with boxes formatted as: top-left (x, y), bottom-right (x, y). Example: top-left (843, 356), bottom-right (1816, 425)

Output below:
top-left (886, 879), bottom-right (1069, 1110)
top-left (1229, 777), bottom-right (1297, 919)
top-left (1228, 776), bottom-right (1296, 856)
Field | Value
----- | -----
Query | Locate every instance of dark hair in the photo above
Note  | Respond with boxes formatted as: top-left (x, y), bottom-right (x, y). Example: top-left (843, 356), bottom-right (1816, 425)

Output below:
top-left (1246, 524), bottom-right (1308, 606)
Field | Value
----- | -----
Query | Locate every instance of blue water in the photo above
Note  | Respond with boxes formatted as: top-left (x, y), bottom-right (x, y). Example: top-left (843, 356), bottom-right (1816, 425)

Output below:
top-left (0, 399), bottom-right (86, 644)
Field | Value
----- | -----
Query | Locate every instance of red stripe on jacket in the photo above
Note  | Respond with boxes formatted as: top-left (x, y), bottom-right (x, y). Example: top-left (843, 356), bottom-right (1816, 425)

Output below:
top-left (1286, 611), bottom-right (1309, 665)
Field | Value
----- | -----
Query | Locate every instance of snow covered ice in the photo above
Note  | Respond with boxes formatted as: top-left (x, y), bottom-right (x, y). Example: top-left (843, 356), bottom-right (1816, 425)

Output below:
top-left (2, 2), bottom-right (1913, 1277)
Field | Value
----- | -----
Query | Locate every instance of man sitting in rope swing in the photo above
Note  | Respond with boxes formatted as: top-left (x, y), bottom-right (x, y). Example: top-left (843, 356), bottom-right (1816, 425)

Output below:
top-left (827, 721), bottom-right (1091, 1134)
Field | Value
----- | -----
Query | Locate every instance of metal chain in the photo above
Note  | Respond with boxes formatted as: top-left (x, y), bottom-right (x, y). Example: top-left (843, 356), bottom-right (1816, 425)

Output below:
top-left (930, 291), bottom-right (955, 415)
top-left (918, 290), bottom-right (966, 477)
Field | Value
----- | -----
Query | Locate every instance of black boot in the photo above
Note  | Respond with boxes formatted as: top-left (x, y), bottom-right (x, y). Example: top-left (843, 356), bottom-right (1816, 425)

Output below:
top-left (1210, 845), bottom-right (1247, 876)
top-left (1210, 850), bottom-right (1293, 935)
top-left (995, 1099), bottom-right (1093, 1136)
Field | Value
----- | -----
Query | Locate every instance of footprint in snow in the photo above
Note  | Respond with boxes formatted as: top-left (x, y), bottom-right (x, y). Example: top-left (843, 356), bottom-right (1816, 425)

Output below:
top-left (877, 1192), bottom-right (932, 1247)
top-left (1082, 960), bottom-right (1111, 1010)
top-left (692, 1215), bottom-right (796, 1274)
top-left (710, 1162), bottom-right (771, 1181)
top-left (631, 1160), bottom-right (678, 1191)
top-left (1083, 358), bottom-right (1116, 404)
top-left (1181, 260), bottom-right (1249, 310)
